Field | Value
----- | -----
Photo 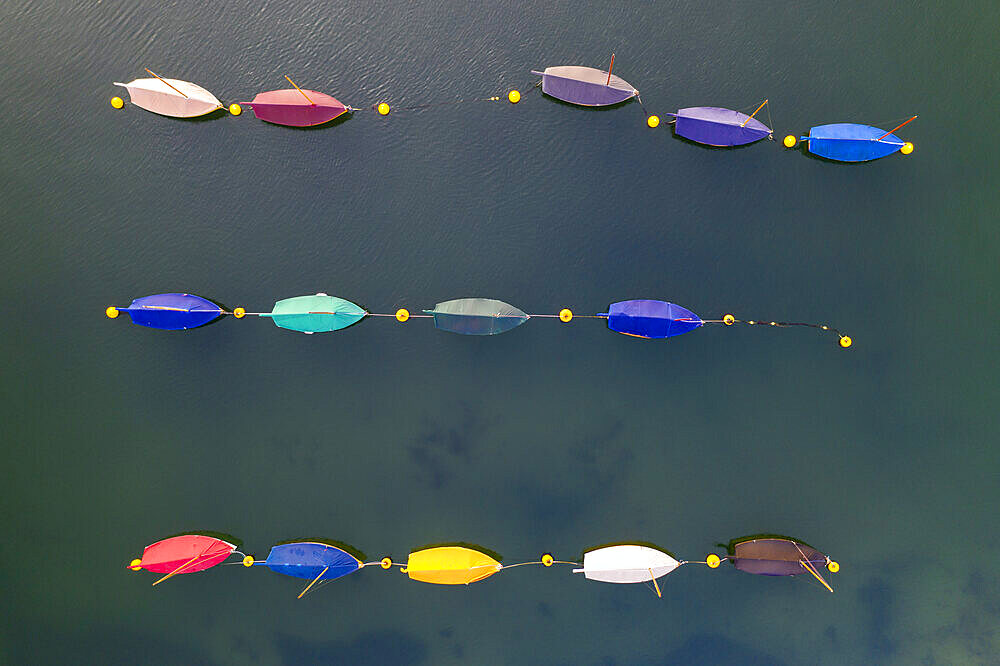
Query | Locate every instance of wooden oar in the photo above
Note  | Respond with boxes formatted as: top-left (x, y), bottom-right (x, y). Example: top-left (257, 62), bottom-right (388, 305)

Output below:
top-left (285, 75), bottom-right (315, 105)
top-left (740, 99), bottom-right (768, 127)
top-left (152, 555), bottom-right (202, 586)
top-left (876, 115), bottom-right (917, 141)
top-left (793, 543), bottom-right (833, 593)
top-left (144, 68), bottom-right (189, 99)
top-left (606, 53), bottom-right (615, 86)
top-left (297, 566), bottom-right (330, 599)
top-left (648, 568), bottom-right (662, 598)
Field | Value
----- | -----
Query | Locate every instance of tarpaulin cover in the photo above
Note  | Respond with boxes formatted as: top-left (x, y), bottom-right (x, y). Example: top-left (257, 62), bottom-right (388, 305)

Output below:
top-left (114, 78), bottom-right (223, 118)
top-left (732, 538), bottom-right (828, 576)
top-left (574, 545), bottom-right (681, 583)
top-left (139, 535), bottom-right (236, 574)
top-left (248, 89), bottom-right (349, 127)
top-left (260, 294), bottom-right (366, 333)
top-left (258, 542), bottom-right (362, 580)
top-left (535, 66), bottom-right (638, 106)
top-left (404, 546), bottom-right (502, 585)
top-left (424, 298), bottom-right (529, 335)
top-left (605, 300), bottom-right (703, 339)
top-left (806, 123), bottom-right (904, 162)
top-left (124, 293), bottom-right (223, 330)
top-left (673, 107), bottom-right (771, 146)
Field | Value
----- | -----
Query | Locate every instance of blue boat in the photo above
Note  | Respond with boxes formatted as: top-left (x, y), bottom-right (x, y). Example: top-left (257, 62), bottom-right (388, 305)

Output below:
top-left (601, 300), bottom-right (703, 339)
top-left (254, 542), bottom-right (363, 597)
top-left (669, 103), bottom-right (771, 147)
top-left (113, 293), bottom-right (223, 330)
top-left (799, 116), bottom-right (917, 162)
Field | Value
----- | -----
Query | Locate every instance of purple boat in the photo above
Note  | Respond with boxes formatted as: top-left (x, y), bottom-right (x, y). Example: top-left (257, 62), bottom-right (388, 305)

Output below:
top-left (531, 65), bottom-right (638, 107)
top-left (727, 537), bottom-right (838, 592)
top-left (113, 293), bottom-right (224, 330)
top-left (247, 80), bottom-right (351, 127)
top-left (669, 105), bottom-right (772, 147)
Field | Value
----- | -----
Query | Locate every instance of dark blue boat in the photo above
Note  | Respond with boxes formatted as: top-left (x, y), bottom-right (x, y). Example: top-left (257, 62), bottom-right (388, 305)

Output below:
top-left (256, 542), bottom-right (363, 581)
top-left (670, 106), bottom-right (771, 147)
top-left (116, 293), bottom-right (223, 330)
top-left (602, 300), bottom-right (703, 339)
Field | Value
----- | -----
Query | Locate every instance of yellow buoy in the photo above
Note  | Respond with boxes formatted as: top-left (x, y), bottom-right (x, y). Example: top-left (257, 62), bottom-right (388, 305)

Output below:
top-left (242, 555), bottom-right (254, 567)
top-left (706, 554), bottom-right (721, 569)
top-left (827, 560), bottom-right (840, 573)
top-left (377, 102), bottom-right (390, 116)
top-left (129, 558), bottom-right (143, 571)
top-left (646, 115), bottom-right (660, 128)
top-left (839, 336), bottom-right (853, 348)
top-left (229, 103), bottom-right (242, 116)
top-left (901, 142), bottom-right (914, 155)
top-left (380, 557), bottom-right (393, 569)
top-left (106, 306), bottom-right (120, 319)
top-left (559, 308), bottom-right (573, 322)
top-left (507, 90), bottom-right (521, 104)
top-left (395, 308), bottom-right (410, 322)
top-left (783, 134), bottom-right (797, 148)
top-left (723, 314), bottom-right (735, 326)
top-left (233, 307), bottom-right (246, 319)
top-left (541, 553), bottom-right (554, 567)
top-left (111, 96), bottom-right (124, 110)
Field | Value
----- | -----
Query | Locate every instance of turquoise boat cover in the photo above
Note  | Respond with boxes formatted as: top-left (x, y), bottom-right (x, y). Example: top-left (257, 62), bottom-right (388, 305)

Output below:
top-left (260, 294), bottom-right (366, 333)
top-left (424, 298), bottom-right (529, 335)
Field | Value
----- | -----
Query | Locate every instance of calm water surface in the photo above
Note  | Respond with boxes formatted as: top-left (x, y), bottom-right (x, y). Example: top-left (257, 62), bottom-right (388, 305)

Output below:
top-left (1, 0), bottom-right (998, 663)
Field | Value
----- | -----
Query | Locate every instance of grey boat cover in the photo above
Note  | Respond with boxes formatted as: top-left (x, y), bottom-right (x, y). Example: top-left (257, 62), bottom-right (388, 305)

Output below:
top-left (423, 298), bottom-right (530, 335)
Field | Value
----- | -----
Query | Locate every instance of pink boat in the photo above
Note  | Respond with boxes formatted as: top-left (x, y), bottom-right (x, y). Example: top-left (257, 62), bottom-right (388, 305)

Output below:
top-left (247, 84), bottom-right (351, 127)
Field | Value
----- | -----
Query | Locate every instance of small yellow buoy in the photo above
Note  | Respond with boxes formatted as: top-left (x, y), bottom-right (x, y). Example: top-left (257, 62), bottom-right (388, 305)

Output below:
top-left (839, 336), bottom-right (853, 348)
top-left (723, 314), bottom-right (735, 326)
top-left (106, 306), bottom-right (120, 319)
top-left (901, 142), bottom-right (914, 155)
top-left (111, 96), bottom-right (125, 110)
top-left (507, 90), bottom-right (521, 104)
top-left (559, 308), bottom-right (573, 323)
top-left (377, 102), bottom-right (390, 116)
top-left (646, 115), bottom-right (660, 128)
top-left (827, 560), bottom-right (840, 573)
top-left (541, 553), bottom-right (554, 567)
top-left (229, 103), bottom-right (242, 116)
top-left (233, 307), bottom-right (246, 319)
top-left (380, 557), bottom-right (393, 569)
top-left (395, 308), bottom-right (410, 322)
top-left (706, 554), bottom-right (721, 569)
top-left (242, 555), bottom-right (254, 567)
top-left (783, 134), bottom-right (797, 148)
top-left (129, 558), bottom-right (143, 571)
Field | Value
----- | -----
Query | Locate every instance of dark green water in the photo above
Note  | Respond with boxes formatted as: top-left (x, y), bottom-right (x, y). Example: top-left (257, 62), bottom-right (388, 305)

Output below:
top-left (2, 0), bottom-right (998, 663)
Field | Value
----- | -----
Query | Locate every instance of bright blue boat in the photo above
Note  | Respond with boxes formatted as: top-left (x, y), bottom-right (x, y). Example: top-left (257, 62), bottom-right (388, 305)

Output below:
top-left (601, 300), bottom-right (703, 339)
top-left (113, 293), bottom-right (223, 330)
top-left (799, 116), bottom-right (916, 162)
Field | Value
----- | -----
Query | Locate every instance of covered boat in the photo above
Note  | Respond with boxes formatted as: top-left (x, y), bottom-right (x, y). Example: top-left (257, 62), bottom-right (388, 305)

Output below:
top-left (531, 64), bottom-right (638, 107)
top-left (113, 293), bottom-right (224, 330)
top-left (247, 78), bottom-right (351, 127)
top-left (254, 542), bottom-right (362, 580)
top-left (574, 545), bottom-right (682, 584)
top-left (669, 104), bottom-right (771, 146)
top-left (114, 71), bottom-right (223, 118)
top-left (259, 293), bottom-right (366, 333)
top-left (602, 300), bottom-right (703, 339)
top-left (424, 298), bottom-right (529, 335)
top-left (798, 117), bottom-right (916, 162)
top-left (403, 546), bottom-right (502, 585)
top-left (129, 535), bottom-right (237, 585)
top-left (728, 537), bottom-right (838, 592)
